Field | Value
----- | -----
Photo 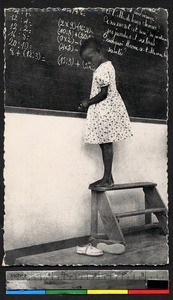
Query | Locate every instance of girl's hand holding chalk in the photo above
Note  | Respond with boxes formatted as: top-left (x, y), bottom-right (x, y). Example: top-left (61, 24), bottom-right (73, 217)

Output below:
top-left (78, 104), bottom-right (84, 111)
top-left (82, 100), bottom-right (89, 108)
top-left (78, 100), bottom-right (89, 111)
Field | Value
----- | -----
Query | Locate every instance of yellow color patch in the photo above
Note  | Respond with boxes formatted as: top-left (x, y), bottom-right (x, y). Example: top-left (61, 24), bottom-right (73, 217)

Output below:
top-left (87, 289), bottom-right (128, 294)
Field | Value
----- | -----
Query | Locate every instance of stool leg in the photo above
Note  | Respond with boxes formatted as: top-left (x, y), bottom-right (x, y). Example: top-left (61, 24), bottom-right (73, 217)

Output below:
top-left (143, 187), bottom-right (168, 235)
top-left (98, 192), bottom-right (126, 244)
top-left (145, 194), bottom-right (152, 224)
top-left (91, 191), bottom-right (98, 237)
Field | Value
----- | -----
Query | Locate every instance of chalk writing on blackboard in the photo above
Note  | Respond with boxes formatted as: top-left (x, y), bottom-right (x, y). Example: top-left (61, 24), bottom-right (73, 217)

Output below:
top-left (6, 8), bottom-right (46, 62)
top-left (61, 8), bottom-right (86, 16)
top-left (57, 17), bottom-right (93, 69)
top-left (102, 8), bottom-right (167, 58)
top-left (4, 8), bottom-right (168, 119)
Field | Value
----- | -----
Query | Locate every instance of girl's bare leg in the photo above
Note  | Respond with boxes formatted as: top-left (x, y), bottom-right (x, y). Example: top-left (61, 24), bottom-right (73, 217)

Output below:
top-left (89, 142), bottom-right (114, 187)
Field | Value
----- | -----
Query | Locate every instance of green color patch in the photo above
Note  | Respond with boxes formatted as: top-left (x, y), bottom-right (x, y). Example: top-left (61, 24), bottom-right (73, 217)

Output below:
top-left (46, 289), bottom-right (87, 295)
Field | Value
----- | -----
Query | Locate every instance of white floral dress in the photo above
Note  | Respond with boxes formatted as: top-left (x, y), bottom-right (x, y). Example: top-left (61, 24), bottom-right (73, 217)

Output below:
top-left (84, 61), bottom-right (133, 144)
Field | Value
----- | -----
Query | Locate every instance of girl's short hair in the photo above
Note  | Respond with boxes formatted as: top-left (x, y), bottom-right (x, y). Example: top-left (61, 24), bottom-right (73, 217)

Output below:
top-left (79, 38), bottom-right (103, 57)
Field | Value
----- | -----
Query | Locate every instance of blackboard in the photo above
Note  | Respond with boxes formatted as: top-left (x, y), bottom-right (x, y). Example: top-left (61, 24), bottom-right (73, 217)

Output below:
top-left (4, 7), bottom-right (168, 119)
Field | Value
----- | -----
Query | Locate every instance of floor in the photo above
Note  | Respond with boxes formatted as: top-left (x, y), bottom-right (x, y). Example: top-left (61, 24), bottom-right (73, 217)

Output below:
top-left (15, 231), bottom-right (168, 266)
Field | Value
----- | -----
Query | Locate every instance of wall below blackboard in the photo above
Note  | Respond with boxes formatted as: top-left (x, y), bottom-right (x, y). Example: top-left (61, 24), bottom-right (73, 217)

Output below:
top-left (5, 7), bottom-right (168, 119)
top-left (4, 111), bottom-right (167, 250)
top-left (5, 106), bottom-right (167, 124)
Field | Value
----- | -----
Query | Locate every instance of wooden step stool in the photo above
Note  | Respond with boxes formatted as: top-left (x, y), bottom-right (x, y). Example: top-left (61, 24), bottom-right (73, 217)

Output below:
top-left (89, 182), bottom-right (168, 244)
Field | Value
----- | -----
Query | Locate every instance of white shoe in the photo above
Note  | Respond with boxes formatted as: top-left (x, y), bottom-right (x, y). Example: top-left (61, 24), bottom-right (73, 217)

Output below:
top-left (77, 243), bottom-right (103, 256)
top-left (97, 243), bottom-right (125, 254)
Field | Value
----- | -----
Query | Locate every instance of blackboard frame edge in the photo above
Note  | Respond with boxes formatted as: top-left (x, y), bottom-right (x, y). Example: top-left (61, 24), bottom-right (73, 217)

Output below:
top-left (5, 105), bottom-right (167, 124)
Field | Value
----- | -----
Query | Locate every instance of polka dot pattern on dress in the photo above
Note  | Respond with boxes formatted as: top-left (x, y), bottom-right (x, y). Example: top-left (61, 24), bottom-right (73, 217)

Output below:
top-left (84, 61), bottom-right (133, 144)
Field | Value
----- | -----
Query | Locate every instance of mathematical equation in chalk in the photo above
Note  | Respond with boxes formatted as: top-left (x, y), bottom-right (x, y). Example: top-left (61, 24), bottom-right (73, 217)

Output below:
top-left (6, 9), bottom-right (46, 62)
top-left (57, 18), bottom-right (93, 69)
top-left (57, 53), bottom-right (94, 71)
top-left (5, 8), bottom-right (168, 67)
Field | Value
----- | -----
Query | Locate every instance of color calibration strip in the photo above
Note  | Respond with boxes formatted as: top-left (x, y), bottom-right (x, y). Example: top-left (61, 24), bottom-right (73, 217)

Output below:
top-left (6, 288), bottom-right (170, 295)
top-left (6, 270), bottom-right (169, 294)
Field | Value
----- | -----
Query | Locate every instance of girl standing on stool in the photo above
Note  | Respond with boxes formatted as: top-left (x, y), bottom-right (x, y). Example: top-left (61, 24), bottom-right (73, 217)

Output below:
top-left (79, 38), bottom-right (133, 188)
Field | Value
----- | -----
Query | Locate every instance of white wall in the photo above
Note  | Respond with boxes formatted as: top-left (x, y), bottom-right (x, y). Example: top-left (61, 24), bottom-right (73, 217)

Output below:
top-left (4, 113), bottom-right (167, 250)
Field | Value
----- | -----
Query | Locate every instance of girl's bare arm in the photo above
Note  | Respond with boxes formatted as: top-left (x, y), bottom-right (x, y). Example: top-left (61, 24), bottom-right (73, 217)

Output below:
top-left (88, 86), bottom-right (109, 106)
top-left (79, 86), bottom-right (108, 110)
top-left (78, 86), bottom-right (109, 111)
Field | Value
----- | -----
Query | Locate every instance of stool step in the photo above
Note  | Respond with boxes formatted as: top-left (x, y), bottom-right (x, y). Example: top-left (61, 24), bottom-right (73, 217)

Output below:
top-left (123, 223), bottom-right (160, 236)
top-left (90, 182), bottom-right (157, 191)
top-left (115, 208), bottom-right (166, 218)
top-left (91, 223), bottom-right (160, 241)
top-left (90, 184), bottom-right (168, 244)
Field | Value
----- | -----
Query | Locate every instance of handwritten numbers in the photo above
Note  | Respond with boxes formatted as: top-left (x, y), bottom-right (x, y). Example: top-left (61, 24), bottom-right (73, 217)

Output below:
top-left (11, 14), bottom-right (17, 21)
top-left (10, 47), bottom-right (14, 56)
